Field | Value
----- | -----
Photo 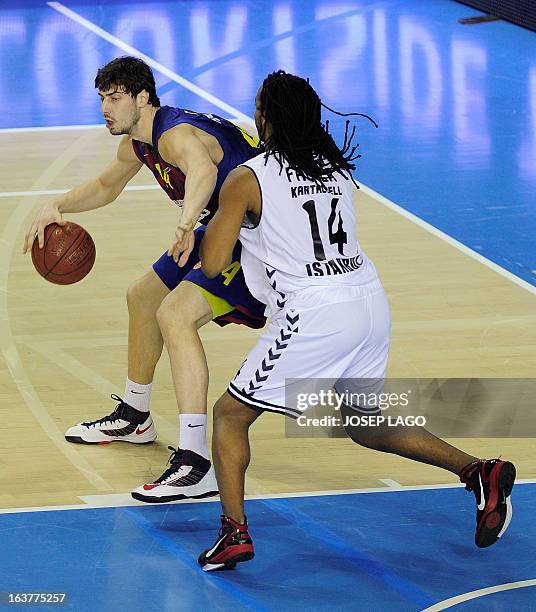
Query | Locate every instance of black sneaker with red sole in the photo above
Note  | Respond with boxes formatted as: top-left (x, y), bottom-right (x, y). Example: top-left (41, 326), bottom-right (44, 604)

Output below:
top-left (459, 458), bottom-right (516, 548)
top-left (198, 515), bottom-right (254, 571)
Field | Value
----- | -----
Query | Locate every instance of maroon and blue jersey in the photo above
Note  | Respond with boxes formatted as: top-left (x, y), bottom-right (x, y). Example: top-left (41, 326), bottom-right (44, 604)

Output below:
top-left (137, 106), bottom-right (267, 329)
top-left (132, 106), bottom-right (261, 224)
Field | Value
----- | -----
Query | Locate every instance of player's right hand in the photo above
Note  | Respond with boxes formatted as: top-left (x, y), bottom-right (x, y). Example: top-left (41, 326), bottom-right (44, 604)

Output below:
top-left (23, 202), bottom-right (66, 254)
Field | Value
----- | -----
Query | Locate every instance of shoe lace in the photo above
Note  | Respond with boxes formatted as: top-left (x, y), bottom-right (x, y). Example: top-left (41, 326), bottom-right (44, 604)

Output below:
top-left (82, 394), bottom-right (127, 427)
top-left (154, 446), bottom-right (187, 483)
top-left (216, 523), bottom-right (229, 540)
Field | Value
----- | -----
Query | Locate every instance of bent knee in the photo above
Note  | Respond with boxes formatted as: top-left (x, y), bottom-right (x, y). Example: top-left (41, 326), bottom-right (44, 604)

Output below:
top-left (213, 395), bottom-right (237, 421)
top-left (344, 424), bottom-right (379, 448)
top-left (342, 406), bottom-right (391, 449)
top-left (213, 394), bottom-right (259, 426)
top-left (126, 277), bottom-right (145, 309)
top-left (156, 294), bottom-right (198, 335)
top-left (127, 272), bottom-right (168, 313)
top-left (157, 286), bottom-right (214, 334)
top-left (156, 299), bottom-right (179, 333)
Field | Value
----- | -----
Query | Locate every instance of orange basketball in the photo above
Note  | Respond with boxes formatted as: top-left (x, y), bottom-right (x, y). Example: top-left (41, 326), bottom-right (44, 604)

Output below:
top-left (31, 222), bottom-right (96, 285)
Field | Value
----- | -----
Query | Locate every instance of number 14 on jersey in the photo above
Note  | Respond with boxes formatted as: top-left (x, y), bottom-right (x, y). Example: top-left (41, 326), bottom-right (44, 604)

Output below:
top-left (302, 197), bottom-right (348, 261)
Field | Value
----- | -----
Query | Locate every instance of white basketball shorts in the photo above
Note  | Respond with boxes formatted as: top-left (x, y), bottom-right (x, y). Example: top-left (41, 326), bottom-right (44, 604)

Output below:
top-left (227, 279), bottom-right (390, 418)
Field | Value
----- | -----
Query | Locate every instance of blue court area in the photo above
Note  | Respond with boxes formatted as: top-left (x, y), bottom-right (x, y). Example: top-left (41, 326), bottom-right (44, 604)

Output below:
top-left (1, 485), bottom-right (535, 611)
top-left (1, 0), bottom-right (535, 285)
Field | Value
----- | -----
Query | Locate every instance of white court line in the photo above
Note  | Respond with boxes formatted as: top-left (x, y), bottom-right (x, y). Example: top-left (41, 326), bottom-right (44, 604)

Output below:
top-left (0, 118), bottom-right (239, 134)
top-left (0, 124), bottom-right (103, 134)
top-left (359, 183), bottom-right (536, 295)
top-left (47, 2), bottom-right (254, 127)
top-left (420, 579), bottom-right (536, 612)
top-left (0, 185), bottom-right (159, 198)
top-left (379, 479), bottom-right (402, 488)
top-left (0, 479), bottom-right (535, 515)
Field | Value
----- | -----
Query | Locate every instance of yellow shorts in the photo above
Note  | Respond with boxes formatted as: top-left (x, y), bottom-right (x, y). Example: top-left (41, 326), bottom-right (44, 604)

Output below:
top-left (196, 285), bottom-right (234, 319)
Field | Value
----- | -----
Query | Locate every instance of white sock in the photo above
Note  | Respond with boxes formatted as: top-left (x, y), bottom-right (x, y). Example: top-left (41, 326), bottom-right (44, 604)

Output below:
top-left (179, 414), bottom-right (208, 458)
top-left (124, 379), bottom-right (152, 413)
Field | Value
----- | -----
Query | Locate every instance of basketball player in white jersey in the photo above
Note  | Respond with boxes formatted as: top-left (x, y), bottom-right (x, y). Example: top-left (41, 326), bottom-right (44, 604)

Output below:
top-left (197, 71), bottom-right (516, 570)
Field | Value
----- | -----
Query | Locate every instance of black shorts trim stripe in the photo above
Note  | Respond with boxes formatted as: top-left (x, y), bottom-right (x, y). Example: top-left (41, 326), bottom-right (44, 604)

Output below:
top-left (228, 383), bottom-right (300, 419)
top-left (226, 386), bottom-right (270, 415)
top-left (229, 382), bottom-right (301, 414)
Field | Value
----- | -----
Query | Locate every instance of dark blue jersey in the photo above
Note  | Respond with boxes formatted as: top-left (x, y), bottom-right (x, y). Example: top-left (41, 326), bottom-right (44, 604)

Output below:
top-left (132, 106), bottom-right (261, 224)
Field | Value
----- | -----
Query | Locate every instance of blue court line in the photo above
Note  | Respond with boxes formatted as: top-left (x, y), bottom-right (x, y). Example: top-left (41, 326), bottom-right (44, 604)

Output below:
top-left (120, 507), bottom-right (269, 612)
top-left (260, 497), bottom-right (436, 609)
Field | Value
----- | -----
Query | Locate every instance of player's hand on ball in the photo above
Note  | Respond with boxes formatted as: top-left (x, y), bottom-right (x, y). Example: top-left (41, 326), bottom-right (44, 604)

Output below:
top-left (23, 202), bottom-right (66, 254)
top-left (31, 222), bottom-right (96, 285)
top-left (168, 224), bottom-right (195, 267)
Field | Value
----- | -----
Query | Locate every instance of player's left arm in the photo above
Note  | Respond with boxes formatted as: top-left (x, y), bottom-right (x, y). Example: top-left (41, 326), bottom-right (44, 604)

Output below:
top-left (159, 125), bottom-right (219, 265)
top-left (201, 166), bottom-right (260, 278)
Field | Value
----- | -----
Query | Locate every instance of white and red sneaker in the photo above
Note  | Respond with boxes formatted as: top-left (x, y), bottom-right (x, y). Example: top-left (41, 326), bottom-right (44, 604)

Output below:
top-left (131, 447), bottom-right (219, 503)
top-left (65, 394), bottom-right (156, 444)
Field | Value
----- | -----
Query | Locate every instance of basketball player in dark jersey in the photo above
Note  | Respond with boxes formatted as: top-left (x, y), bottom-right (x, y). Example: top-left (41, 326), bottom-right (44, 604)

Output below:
top-left (23, 56), bottom-right (265, 502)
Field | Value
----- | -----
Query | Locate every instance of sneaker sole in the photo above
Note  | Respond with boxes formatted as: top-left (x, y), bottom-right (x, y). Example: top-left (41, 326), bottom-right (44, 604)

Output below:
top-left (476, 461), bottom-right (516, 548)
top-left (65, 435), bottom-right (156, 445)
top-left (200, 551), bottom-right (254, 572)
top-left (131, 490), bottom-right (219, 503)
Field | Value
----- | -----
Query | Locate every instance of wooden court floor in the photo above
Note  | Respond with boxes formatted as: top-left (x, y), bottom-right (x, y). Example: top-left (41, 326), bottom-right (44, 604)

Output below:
top-left (1, 127), bottom-right (535, 510)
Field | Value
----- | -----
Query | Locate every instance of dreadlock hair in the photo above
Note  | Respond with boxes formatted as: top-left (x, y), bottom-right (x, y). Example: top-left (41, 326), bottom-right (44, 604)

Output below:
top-left (259, 70), bottom-right (377, 186)
top-left (95, 56), bottom-right (160, 107)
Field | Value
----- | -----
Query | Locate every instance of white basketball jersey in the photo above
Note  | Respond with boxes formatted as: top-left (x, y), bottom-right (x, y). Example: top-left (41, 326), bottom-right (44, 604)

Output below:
top-left (239, 153), bottom-right (379, 317)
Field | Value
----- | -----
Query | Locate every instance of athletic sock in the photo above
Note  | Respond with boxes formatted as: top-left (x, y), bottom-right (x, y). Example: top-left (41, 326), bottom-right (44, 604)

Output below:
top-left (179, 414), bottom-right (209, 459)
top-left (123, 379), bottom-right (152, 413)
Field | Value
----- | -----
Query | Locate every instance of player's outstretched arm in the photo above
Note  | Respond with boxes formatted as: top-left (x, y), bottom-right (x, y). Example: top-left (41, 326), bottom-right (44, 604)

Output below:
top-left (159, 126), bottom-right (219, 266)
top-left (23, 135), bottom-right (142, 253)
top-left (201, 166), bottom-right (261, 278)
